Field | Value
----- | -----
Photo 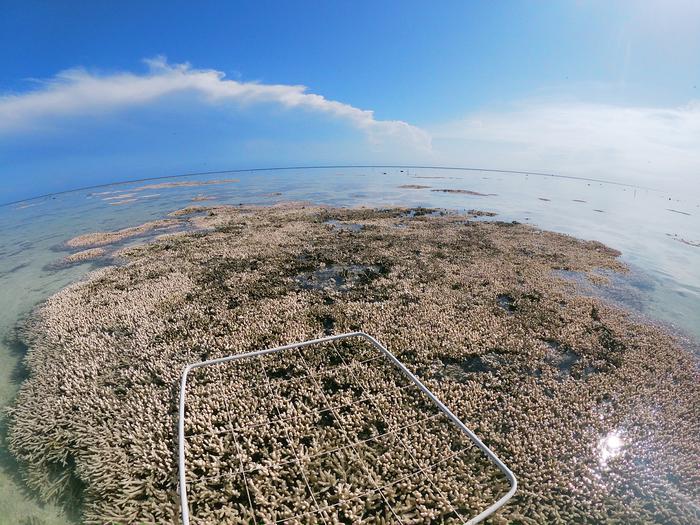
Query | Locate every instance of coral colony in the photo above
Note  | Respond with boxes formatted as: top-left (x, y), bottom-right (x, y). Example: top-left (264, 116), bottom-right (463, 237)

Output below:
top-left (8, 205), bottom-right (700, 524)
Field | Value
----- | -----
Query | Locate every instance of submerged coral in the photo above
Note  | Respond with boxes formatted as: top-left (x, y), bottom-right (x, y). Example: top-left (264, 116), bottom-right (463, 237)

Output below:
top-left (430, 189), bottom-right (495, 196)
top-left (466, 210), bottom-right (497, 217)
top-left (131, 178), bottom-right (240, 192)
top-left (7, 205), bottom-right (700, 524)
top-left (63, 248), bottom-right (106, 263)
top-left (64, 219), bottom-right (179, 248)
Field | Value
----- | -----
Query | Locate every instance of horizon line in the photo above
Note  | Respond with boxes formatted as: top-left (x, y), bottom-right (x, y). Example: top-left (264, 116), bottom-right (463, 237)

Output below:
top-left (1, 164), bottom-right (653, 207)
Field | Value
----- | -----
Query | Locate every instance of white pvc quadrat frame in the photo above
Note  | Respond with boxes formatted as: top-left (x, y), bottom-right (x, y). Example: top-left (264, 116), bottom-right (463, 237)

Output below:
top-left (178, 331), bottom-right (518, 525)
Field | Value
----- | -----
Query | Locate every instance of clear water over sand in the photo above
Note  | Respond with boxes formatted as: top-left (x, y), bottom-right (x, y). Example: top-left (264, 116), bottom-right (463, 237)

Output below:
top-left (0, 167), bottom-right (698, 522)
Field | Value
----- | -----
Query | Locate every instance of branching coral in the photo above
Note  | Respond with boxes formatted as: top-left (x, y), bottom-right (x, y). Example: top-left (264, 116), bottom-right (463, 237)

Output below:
top-left (7, 204), bottom-right (699, 524)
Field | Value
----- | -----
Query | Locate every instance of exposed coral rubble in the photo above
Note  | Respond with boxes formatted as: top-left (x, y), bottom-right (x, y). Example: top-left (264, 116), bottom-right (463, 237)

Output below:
top-left (7, 205), bottom-right (700, 524)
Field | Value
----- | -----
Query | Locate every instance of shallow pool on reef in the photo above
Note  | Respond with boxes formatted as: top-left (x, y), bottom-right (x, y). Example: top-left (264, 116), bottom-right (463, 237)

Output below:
top-left (0, 166), bottom-right (698, 523)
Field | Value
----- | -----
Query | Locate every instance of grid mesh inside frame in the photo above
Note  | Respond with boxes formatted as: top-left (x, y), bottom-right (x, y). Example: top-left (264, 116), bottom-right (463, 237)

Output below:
top-left (182, 336), bottom-right (511, 524)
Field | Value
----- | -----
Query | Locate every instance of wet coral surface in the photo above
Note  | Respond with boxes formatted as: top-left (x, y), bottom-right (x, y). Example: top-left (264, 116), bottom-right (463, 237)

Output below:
top-left (183, 339), bottom-right (506, 524)
top-left (64, 219), bottom-right (179, 248)
top-left (7, 205), bottom-right (700, 524)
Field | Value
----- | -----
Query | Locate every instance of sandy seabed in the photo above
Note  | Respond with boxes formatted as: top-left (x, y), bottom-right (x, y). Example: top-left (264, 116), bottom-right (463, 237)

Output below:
top-left (7, 204), bottom-right (700, 524)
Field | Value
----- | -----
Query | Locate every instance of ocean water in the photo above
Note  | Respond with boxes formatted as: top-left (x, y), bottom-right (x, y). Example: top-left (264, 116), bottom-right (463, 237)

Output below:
top-left (0, 167), bottom-right (698, 523)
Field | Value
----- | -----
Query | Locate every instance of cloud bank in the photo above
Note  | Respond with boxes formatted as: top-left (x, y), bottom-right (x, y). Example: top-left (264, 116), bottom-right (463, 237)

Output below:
top-left (0, 57), bottom-right (431, 150)
top-left (431, 100), bottom-right (700, 192)
top-left (2, 57), bottom-right (698, 194)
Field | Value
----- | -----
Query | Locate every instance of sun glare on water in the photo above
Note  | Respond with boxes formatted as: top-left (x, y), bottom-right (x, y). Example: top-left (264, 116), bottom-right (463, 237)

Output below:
top-left (599, 430), bottom-right (625, 467)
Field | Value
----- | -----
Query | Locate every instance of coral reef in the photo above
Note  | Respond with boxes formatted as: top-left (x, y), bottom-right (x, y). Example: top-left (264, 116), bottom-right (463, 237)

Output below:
top-left (62, 248), bottom-right (106, 263)
top-left (64, 220), bottom-right (179, 248)
top-left (667, 233), bottom-right (700, 248)
top-left (466, 210), bottom-right (497, 218)
top-left (131, 178), bottom-right (239, 192)
top-left (430, 190), bottom-right (496, 197)
top-left (7, 205), bottom-right (699, 524)
top-left (666, 209), bottom-right (691, 216)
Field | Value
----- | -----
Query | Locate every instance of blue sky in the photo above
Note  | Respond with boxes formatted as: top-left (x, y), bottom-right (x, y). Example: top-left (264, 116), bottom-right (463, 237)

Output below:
top-left (1, 0), bottom-right (699, 202)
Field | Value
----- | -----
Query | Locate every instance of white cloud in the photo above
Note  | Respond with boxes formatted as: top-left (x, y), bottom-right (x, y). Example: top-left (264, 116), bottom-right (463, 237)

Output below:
top-left (3, 57), bottom-right (698, 193)
top-left (431, 100), bottom-right (700, 192)
top-left (0, 56), bottom-right (431, 151)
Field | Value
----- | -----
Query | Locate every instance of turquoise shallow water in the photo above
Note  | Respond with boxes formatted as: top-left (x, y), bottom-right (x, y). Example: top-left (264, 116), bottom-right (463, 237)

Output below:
top-left (0, 167), bottom-right (698, 522)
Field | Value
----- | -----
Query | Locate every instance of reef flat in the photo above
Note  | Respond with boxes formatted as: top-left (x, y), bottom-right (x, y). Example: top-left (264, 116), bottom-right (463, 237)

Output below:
top-left (7, 205), bottom-right (699, 524)
top-left (64, 219), bottom-right (179, 248)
